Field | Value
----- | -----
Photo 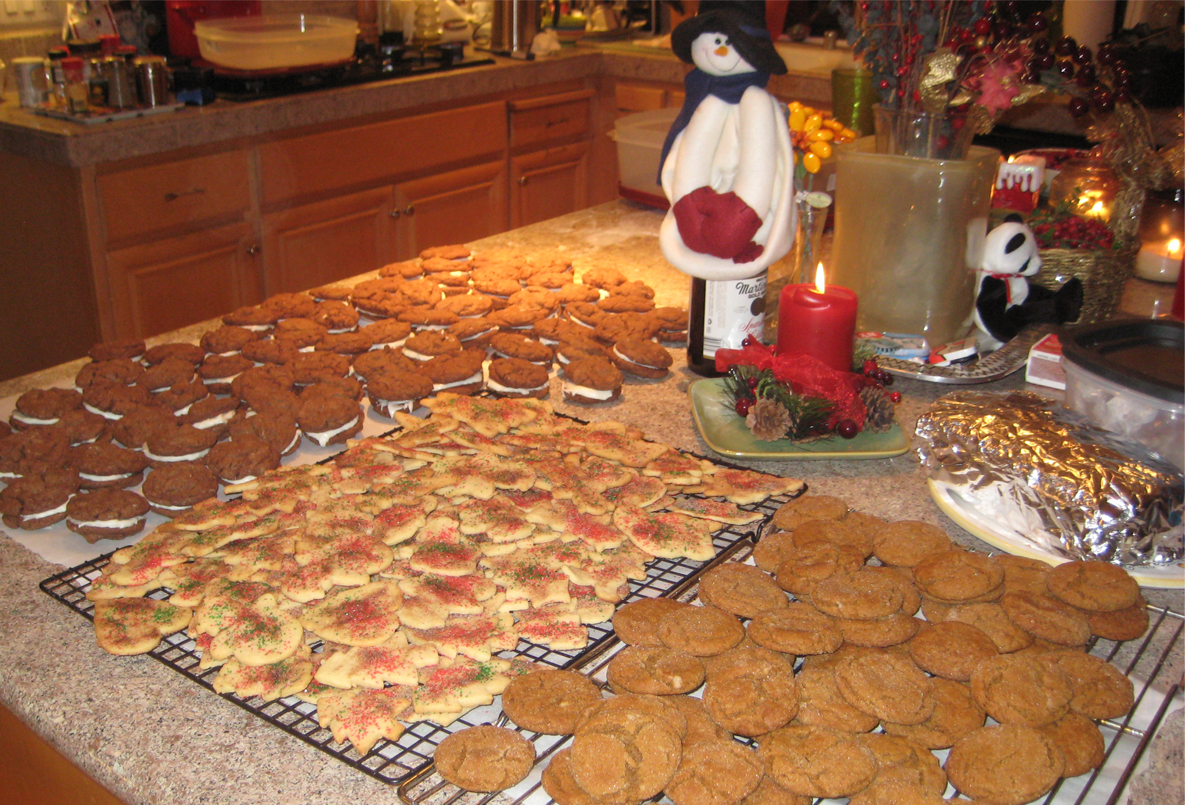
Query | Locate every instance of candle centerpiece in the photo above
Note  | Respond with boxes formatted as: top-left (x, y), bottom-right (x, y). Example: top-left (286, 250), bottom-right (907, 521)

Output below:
top-left (1135, 237), bottom-right (1184, 283)
top-left (776, 264), bottom-right (858, 372)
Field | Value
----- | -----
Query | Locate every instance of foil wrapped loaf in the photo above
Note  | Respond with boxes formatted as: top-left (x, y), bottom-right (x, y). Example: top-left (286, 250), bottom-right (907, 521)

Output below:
top-left (915, 390), bottom-right (1183, 567)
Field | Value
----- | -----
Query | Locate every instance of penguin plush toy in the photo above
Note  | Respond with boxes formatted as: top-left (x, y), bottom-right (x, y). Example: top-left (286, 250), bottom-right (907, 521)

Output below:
top-left (974, 213), bottom-right (1084, 350)
top-left (658, 2), bottom-right (795, 282)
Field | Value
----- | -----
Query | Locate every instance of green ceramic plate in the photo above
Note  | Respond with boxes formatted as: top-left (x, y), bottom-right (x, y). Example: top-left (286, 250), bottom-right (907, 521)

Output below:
top-left (688, 378), bottom-right (910, 461)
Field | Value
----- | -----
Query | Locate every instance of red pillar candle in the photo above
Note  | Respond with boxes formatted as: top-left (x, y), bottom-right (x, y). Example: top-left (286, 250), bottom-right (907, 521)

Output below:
top-left (776, 266), bottom-right (858, 372)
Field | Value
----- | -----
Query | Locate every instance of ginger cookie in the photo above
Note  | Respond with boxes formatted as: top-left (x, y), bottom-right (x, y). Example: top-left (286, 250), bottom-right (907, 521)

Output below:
top-left (1040, 651), bottom-right (1134, 719)
top-left (697, 562), bottom-right (787, 618)
top-left (93, 597), bottom-right (192, 655)
top-left (1037, 712), bottom-right (1105, 777)
top-left (857, 733), bottom-right (947, 797)
top-left (501, 668), bottom-right (603, 735)
top-left (657, 604), bottom-right (745, 656)
top-left (702, 663), bottom-right (798, 737)
top-left (666, 694), bottom-right (732, 747)
top-left (1001, 590), bottom-right (1091, 646)
top-left (739, 775), bottom-right (810, 805)
top-left (1047, 559), bottom-right (1140, 613)
top-left (882, 676), bottom-right (985, 749)
top-left (945, 724), bottom-right (1064, 805)
top-left (811, 568), bottom-right (903, 620)
top-left (748, 603), bottom-right (842, 656)
top-left (607, 645), bottom-right (706, 695)
top-left (770, 541), bottom-right (864, 593)
top-left (834, 649), bottom-right (935, 726)
top-left (837, 612), bottom-right (922, 648)
top-left (863, 565), bottom-right (922, 615)
top-left (435, 725), bottom-right (535, 792)
top-left (757, 724), bottom-right (878, 799)
top-left (666, 739), bottom-right (765, 805)
top-left (944, 601), bottom-right (1034, 653)
top-left (569, 706), bottom-right (682, 801)
top-left (613, 597), bottom-right (693, 647)
top-left (913, 549), bottom-right (1004, 603)
top-left (870, 520), bottom-right (952, 568)
top-left (541, 748), bottom-right (610, 805)
top-left (791, 664), bottom-right (879, 733)
top-left (907, 620), bottom-right (999, 681)
top-left (771, 495), bottom-right (848, 531)
top-left (995, 553), bottom-right (1053, 595)
top-left (969, 652), bottom-right (1073, 727)
top-left (1088, 594), bottom-right (1150, 641)
top-left (574, 693), bottom-right (689, 741)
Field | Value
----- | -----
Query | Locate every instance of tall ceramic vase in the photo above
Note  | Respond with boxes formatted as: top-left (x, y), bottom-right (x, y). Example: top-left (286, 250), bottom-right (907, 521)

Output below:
top-left (830, 107), bottom-right (1001, 347)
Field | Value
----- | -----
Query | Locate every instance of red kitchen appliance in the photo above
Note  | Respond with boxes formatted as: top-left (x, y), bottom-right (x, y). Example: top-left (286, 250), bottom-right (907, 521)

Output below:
top-left (166, 1), bottom-right (261, 59)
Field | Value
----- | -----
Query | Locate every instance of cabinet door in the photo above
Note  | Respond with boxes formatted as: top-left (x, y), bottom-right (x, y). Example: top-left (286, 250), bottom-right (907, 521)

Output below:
top-left (509, 142), bottom-right (589, 229)
top-left (392, 160), bottom-right (508, 260)
top-left (104, 222), bottom-right (259, 340)
top-left (261, 186), bottom-right (397, 295)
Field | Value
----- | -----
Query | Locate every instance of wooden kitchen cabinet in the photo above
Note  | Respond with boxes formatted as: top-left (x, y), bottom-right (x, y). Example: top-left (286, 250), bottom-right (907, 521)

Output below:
top-left (104, 222), bottom-right (260, 340)
top-left (392, 159), bottom-right (508, 260)
top-left (613, 79), bottom-right (685, 116)
top-left (261, 186), bottom-right (398, 295)
top-left (509, 142), bottom-right (590, 230)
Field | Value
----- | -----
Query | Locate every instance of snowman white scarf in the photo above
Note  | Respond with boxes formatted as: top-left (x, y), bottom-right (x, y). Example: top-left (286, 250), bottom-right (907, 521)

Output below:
top-left (659, 64), bottom-right (795, 281)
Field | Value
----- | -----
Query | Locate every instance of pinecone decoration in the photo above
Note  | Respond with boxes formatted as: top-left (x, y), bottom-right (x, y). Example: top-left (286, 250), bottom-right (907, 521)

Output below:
top-left (859, 386), bottom-right (896, 433)
top-left (746, 398), bottom-right (793, 441)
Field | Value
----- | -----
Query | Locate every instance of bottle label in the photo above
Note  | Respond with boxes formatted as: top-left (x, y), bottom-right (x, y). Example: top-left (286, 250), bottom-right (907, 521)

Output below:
top-left (702, 274), bottom-right (766, 358)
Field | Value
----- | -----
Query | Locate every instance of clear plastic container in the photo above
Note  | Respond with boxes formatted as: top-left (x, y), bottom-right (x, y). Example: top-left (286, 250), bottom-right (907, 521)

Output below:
top-left (611, 108), bottom-right (678, 203)
top-left (1062, 318), bottom-right (1184, 471)
top-left (194, 14), bottom-right (359, 71)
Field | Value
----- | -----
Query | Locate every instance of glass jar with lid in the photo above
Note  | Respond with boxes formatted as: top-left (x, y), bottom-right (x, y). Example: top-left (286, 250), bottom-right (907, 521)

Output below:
top-left (1047, 154), bottom-right (1121, 223)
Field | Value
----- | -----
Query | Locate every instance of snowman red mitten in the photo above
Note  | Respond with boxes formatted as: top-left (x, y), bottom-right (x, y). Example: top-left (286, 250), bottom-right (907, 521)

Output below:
top-left (672, 186), bottom-right (763, 262)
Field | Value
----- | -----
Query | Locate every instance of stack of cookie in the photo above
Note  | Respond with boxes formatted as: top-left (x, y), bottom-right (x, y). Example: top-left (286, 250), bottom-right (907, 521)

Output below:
top-left (86, 394), bottom-right (803, 757)
top-left (436, 494), bottom-right (1148, 805)
top-left (0, 244), bottom-right (691, 538)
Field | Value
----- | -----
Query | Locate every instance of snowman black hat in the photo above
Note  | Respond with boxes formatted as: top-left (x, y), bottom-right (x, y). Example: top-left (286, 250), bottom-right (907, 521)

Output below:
top-left (671, 1), bottom-right (787, 76)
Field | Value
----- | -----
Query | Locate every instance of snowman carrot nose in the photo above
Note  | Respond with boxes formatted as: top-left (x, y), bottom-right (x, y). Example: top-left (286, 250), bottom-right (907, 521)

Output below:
top-left (714, 45), bottom-right (730, 56)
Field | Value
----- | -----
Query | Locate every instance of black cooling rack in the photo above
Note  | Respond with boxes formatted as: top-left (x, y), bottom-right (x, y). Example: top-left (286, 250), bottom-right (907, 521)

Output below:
top-left (39, 455), bottom-right (800, 787)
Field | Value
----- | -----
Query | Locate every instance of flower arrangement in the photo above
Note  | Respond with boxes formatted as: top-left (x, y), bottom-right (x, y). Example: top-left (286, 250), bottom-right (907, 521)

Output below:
top-left (718, 340), bottom-right (900, 443)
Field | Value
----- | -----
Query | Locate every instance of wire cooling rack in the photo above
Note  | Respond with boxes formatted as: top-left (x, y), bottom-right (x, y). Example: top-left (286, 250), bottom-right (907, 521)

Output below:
top-left (396, 537), bottom-right (1185, 805)
top-left (39, 470), bottom-right (798, 786)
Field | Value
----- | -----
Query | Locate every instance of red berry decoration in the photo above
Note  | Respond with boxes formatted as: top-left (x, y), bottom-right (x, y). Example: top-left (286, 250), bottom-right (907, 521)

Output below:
top-left (1026, 12), bottom-right (1049, 34)
top-left (890, 391), bottom-right (902, 403)
top-left (862, 359), bottom-right (879, 375)
top-left (836, 419), bottom-right (859, 439)
top-left (735, 397), bottom-right (753, 417)
top-left (1033, 52), bottom-right (1054, 71)
top-left (973, 17), bottom-right (992, 36)
top-left (747, 376), bottom-right (760, 390)
top-left (1073, 45), bottom-right (1092, 65)
top-left (1067, 97), bottom-right (1090, 118)
top-left (742, 335), bottom-right (757, 347)
top-left (1054, 36), bottom-right (1077, 57)
top-left (1092, 88), bottom-right (1115, 113)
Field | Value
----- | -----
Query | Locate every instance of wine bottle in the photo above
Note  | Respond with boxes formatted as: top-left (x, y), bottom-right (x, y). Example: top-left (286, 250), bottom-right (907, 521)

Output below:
top-left (686, 272), bottom-right (767, 377)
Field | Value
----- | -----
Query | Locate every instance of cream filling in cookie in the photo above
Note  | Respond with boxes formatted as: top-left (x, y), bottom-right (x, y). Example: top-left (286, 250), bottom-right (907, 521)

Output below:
top-left (561, 380), bottom-right (615, 400)
top-left (283, 430), bottom-right (303, 454)
top-left (367, 337), bottom-right (408, 351)
top-left (372, 399), bottom-right (416, 415)
top-left (67, 515), bottom-right (145, 530)
top-left (487, 378), bottom-right (549, 394)
top-left (11, 411), bottom-right (59, 426)
top-left (305, 416), bottom-right (361, 447)
top-left (191, 410), bottom-right (238, 430)
top-left (220, 474), bottom-right (258, 486)
top-left (22, 501), bottom-right (68, 523)
top-left (491, 349), bottom-right (549, 365)
top-left (147, 500), bottom-right (192, 512)
top-left (401, 348), bottom-right (435, 361)
top-left (144, 447), bottom-right (211, 463)
top-left (611, 346), bottom-right (664, 371)
top-left (432, 371), bottom-right (484, 393)
top-left (202, 372), bottom-right (243, 386)
top-left (80, 471), bottom-right (134, 484)
top-left (83, 403), bottom-right (124, 421)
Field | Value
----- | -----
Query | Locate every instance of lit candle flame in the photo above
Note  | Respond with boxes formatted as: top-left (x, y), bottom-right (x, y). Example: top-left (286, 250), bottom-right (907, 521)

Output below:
top-left (814, 263), bottom-right (826, 294)
top-left (1090, 200), bottom-right (1105, 218)
top-left (1169, 238), bottom-right (1183, 256)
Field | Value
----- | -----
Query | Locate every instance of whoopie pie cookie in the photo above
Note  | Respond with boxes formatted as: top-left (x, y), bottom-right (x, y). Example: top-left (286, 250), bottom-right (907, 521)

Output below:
top-left (487, 358), bottom-right (551, 400)
top-left (198, 353), bottom-right (255, 395)
top-left (297, 394), bottom-right (363, 447)
top-left (366, 369), bottom-right (436, 418)
top-left (143, 423), bottom-right (218, 467)
top-left (88, 338), bottom-right (146, 363)
top-left (228, 411), bottom-right (302, 457)
top-left (140, 461), bottom-right (219, 517)
top-left (316, 330), bottom-right (374, 357)
top-left (53, 408), bottom-right (111, 446)
top-left (180, 396), bottom-right (244, 438)
top-left (260, 292), bottom-right (318, 320)
top-left (555, 336), bottom-right (608, 367)
top-left (358, 319), bottom-right (412, 350)
top-left (65, 488), bottom-right (150, 542)
top-left (222, 304), bottom-right (279, 332)
top-left (447, 317), bottom-right (500, 351)
top-left (82, 382), bottom-right (154, 421)
top-left (241, 338), bottom-right (301, 366)
top-left (403, 330), bottom-right (463, 362)
top-left (205, 435), bottom-right (282, 485)
top-left (310, 300), bottom-right (361, 333)
top-left (272, 318), bottom-right (329, 351)
top-left (70, 442), bottom-right (150, 489)
top-left (74, 358), bottom-right (145, 391)
top-left (421, 350), bottom-right (485, 395)
top-left (199, 324), bottom-right (263, 355)
top-left (0, 467), bottom-right (81, 530)
top-left (301, 377), bottom-right (365, 402)
top-left (142, 342), bottom-right (205, 367)
top-left (107, 405), bottom-right (176, 451)
top-left (10, 387), bottom-right (83, 430)
top-left (611, 338), bottom-right (673, 380)
top-left (561, 356), bottom-right (623, 404)
top-left (154, 377), bottom-right (210, 415)
top-left (489, 332), bottom-right (554, 366)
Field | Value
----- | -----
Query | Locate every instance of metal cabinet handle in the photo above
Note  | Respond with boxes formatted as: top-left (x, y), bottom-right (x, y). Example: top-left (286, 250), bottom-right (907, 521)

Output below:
top-left (246, 244), bottom-right (260, 256)
top-left (389, 209), bottom-right (402, 219)
top-left (517, 176), bottom-right (528, 186)
top-left (403, 205), bottom-right (415, 217)
top-left (163, 188), bottom-right (206, 202)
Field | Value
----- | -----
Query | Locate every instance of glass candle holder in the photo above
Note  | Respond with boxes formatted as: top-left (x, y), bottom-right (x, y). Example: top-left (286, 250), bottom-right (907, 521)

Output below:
top-left (1047, 156), bottom-right (1121, 223)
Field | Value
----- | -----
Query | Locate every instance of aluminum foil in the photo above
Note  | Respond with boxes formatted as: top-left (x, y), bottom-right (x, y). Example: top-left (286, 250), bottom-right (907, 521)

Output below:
top-left (915, 390), bottom-right (1183, 566)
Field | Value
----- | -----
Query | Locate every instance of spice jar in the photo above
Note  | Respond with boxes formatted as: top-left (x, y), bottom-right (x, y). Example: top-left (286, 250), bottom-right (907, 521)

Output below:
top-left (1048, 155), bottom-right (1121, 223)
top-left (60, 56), bottom-right (90, 115)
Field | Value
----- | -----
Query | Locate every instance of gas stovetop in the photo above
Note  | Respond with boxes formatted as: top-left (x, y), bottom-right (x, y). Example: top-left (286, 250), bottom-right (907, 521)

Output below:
top-left (206, 42), bottom-right (495, 102)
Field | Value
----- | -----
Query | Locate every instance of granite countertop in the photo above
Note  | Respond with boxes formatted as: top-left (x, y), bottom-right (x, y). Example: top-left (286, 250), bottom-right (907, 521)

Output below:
top-left (0, 200), bottom-right (1181, 805)
top-left (0, 43), bottom-right (834, 169)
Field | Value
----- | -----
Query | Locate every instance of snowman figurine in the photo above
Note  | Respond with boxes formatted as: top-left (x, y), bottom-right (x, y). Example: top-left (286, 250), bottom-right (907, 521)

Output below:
top-left (659, 2), bottom-right (794, 282)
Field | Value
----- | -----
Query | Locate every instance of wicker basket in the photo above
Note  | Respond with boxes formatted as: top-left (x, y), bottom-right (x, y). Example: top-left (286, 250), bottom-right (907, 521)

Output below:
top-left (1030, 242), bottom-right (1139, 324)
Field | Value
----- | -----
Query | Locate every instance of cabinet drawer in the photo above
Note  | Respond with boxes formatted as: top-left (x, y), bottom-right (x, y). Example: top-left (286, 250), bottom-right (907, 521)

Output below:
top-left (615, 81), bottom-right (668, 113)
top-left (259, 102), bottom-right (506, 206)
top-left (509, 89), bottom-right (593, 149)
top-left (98, 150), bottom-right (251, 244)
